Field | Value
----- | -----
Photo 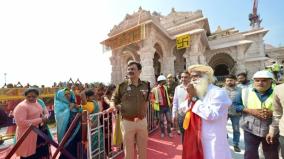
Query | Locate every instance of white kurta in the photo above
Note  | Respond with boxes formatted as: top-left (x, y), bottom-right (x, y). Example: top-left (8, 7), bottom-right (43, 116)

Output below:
top-left (191, 84), bottom-right (232, 159)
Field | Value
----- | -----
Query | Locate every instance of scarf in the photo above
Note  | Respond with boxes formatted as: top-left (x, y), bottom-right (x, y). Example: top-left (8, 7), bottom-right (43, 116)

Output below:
top-left (182, 100), bottom-right (203, 159)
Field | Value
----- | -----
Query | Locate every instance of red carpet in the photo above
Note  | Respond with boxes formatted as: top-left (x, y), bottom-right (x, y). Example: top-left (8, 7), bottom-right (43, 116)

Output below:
top-left (1, 130), bottom-right (183, 159)
top-left (117, 130), bottom-right (183, 159)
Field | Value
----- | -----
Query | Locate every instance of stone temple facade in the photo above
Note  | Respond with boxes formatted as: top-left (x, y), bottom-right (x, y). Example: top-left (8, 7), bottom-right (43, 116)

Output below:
top-left (103, 7), bottom-right (284, 85)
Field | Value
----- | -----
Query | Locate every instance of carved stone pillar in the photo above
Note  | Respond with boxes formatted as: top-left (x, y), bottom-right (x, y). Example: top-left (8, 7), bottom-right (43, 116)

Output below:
top-left (258, 34), bottom-right (265, 57)
top-left (162, 56), bottom-right (176, 76)
top-left (183, 54), bottom-right (190, 68)
top-left (198, 54), bottom-right (206, 64)
top-left (184, 33), bottom-right (207, 67)
top-left (110, 54), bottom-right (122, 84)
top-left (235, 60), bottom-right (246, 74)
top-left (197, 40), bottom-right (207, 65)
top-left (138, 46), bottom-right (156, 85)
top-left (236, 45), bottom-right (247, 74)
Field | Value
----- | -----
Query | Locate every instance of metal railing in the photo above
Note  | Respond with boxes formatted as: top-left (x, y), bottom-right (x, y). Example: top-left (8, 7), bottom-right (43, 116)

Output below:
top-left (87, 102), bottom-right (157, 159)
top-left (5, 102), bottom-right (157, 159)
top-left (5, 125), bottom-right (76, 159)
top-left (87, 112), bottom-right (107, 159)
top-left (5, 113), bottom-right (86, 159)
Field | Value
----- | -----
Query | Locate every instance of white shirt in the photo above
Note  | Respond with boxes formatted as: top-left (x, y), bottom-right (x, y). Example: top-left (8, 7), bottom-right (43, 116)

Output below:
top-left (191, 84), bottom-right (232, 159)
top-left (172, 84), bottom-right (188, 119)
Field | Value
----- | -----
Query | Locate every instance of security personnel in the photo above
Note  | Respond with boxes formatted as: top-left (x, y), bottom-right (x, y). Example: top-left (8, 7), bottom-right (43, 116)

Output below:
top-left (235, 70), bottom-right (279, 159)
top-left (151, 75), bottom-right (172, 138)
top-left (272, 61), bottom-right (281, 81)
top-left (110, 61), bottom-right (150, 159)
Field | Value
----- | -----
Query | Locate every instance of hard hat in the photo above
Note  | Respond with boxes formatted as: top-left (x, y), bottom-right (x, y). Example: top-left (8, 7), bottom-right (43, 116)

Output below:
top-left (157, 75), bottom-right (167, 82)
top-left (252, 70), bottom-right (274, 79)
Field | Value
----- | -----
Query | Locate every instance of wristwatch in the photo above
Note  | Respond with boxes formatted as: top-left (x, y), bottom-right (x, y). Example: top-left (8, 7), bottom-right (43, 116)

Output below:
top-left (192, 96), bottom-right (199, 102)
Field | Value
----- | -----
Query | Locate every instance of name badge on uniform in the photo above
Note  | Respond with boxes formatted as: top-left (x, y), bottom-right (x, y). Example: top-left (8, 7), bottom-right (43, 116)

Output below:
top-left (140, 89), bottom-right (147, 96)
top-left (127, 86), bottom-right (131, 91)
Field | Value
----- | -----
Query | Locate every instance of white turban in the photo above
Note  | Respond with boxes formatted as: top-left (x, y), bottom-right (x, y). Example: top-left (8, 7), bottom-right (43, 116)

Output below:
top-left (187, 64), bottom-right (214, 83)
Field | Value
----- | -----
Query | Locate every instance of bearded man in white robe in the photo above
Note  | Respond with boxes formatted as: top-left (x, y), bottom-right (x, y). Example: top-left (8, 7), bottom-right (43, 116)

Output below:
top-left (184, 64), bottom-right (232, 159)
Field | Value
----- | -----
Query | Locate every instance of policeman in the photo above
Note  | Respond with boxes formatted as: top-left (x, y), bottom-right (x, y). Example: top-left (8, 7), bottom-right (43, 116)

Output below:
top-left (110, 61), bottom-right (150, 159)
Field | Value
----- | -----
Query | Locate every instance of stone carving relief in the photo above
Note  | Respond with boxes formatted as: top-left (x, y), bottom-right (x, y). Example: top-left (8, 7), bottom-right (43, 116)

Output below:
top-left (109, 54), bottom-right (122, 84)
top-left (138, 46), bottom-right (156, 84)
top-left (206, 48), bottom-right (233, 64)
top-left (106, 8), bottom-right (276, 82)
top-left (161, 9), bottom-right (203, 29)
top-left (109, 8), bottom-right (152, 36)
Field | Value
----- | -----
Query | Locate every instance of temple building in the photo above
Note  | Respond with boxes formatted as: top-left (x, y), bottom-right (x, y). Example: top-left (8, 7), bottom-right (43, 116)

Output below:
top-left (102, 7), bottom-right (284, 85)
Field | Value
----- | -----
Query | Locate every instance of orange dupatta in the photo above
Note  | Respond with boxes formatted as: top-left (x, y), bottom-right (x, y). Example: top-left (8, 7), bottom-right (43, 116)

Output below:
top-left (182, 100), bottom-right (203, 159)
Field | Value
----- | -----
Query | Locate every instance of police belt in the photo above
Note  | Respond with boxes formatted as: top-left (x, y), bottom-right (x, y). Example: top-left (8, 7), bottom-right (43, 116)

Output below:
top-left (122, 115), bottom-right (145, 122)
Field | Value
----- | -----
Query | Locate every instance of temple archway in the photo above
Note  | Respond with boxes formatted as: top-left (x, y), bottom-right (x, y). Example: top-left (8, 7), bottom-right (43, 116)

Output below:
top-left (214, 64), bottom-right (230, 76)
top-left (120, 44), bottom-right (140, 80)
top-left (208, 53), bottom-right (236, 81)
top-left (153, 43), bottom-right (164, 79)
top-left (173, 48), bottom-right (186, 76)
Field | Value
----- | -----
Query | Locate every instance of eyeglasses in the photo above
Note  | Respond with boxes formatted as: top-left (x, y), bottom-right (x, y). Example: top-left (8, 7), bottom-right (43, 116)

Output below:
top-left (190, 74), bottom-right (202, 79)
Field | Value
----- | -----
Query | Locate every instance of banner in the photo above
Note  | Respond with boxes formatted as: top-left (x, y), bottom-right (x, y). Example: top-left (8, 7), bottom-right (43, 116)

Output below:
top-left (176, 34), bottom-right (190, 49)
top-left (101, 24), bottom-right (145, 51)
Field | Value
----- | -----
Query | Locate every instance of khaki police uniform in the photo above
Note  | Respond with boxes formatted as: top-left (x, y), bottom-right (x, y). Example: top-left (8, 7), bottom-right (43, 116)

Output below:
top-left (111, 79), bottom-right (150, 159)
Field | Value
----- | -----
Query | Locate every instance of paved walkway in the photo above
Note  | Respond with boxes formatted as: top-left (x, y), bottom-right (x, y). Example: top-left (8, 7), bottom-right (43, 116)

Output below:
top-left (2, 121), bottom-right (282, 159)
top-left (115, 121), bottom-right (245, 159)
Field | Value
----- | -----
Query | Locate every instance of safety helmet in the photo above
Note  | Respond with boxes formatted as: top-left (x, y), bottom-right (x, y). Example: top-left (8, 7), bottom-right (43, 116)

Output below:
top-left (252, 70), bottom-right (274, 80)
top-left (157, 75), bottom-right (167, 82)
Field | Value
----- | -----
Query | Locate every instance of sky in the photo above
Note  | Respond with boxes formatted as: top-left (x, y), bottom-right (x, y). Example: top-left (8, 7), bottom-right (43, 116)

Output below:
top-left (0, 0), bottom-right (283, 86)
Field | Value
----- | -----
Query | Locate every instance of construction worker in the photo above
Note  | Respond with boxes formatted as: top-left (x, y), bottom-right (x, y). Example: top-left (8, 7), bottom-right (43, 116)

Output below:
top-left (151, 75), bottom-right (173, 138)
top-left (235, 70), bottom-right (279, 159)
top-left (272, 61), bottom-right (281, 81)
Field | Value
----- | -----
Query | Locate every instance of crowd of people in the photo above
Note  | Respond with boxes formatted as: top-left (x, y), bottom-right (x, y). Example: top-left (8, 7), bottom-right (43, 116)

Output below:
top-left (150, 64), bottom-right (284, 159)
top-left (1, 60), bottom-right (284, 159)
top-left (1, 81), bottom-right (117, 158)
top-left (1, 78), bottom-right (98, 89)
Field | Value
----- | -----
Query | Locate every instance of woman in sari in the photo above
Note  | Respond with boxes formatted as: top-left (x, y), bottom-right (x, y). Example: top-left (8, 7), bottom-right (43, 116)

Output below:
top-left (54, 88), bottom-right (81, 159)
top-left (37, 98), bottom-right (53, 140)
top-left (13, 88), bottom-right (51, 159)
top-left (81, 89), bottom-right (104, 158)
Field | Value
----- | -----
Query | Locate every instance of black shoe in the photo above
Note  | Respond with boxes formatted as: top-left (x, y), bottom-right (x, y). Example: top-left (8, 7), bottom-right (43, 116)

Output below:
top-left (234, 146), bottom-right (241, 152)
